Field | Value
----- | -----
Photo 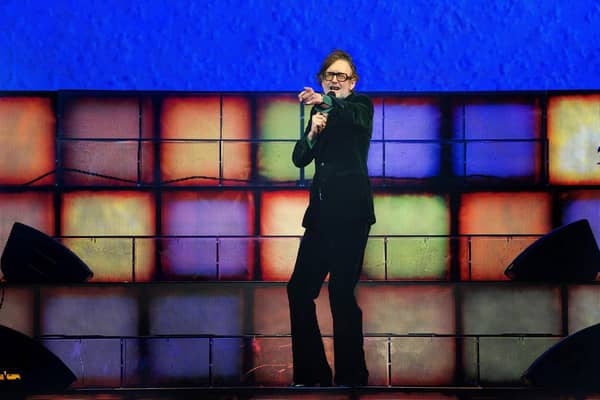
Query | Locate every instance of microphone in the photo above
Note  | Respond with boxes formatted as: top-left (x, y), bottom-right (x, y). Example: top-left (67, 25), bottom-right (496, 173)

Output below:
top-left (327, 91), bottom-right (336, 98)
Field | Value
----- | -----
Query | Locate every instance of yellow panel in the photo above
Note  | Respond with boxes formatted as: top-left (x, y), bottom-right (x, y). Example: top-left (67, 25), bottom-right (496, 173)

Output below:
top-left (568, 285), bottom-right (600, 333)
top-left (257, 95), bottom-right (301, 140)
top-left (371, 193), bottom-right (449, 235)
top-left (549, 95), bottom-right (600, 185)
top-left (259, 237), bottom-right (300, 281)
top-left (0, 97), bottom-right (55, 184)
top-left (222, 142), bottom-right (252, 184)
top-left (260, 190), bottom-right (309, 236)
top-left (161, 142), bottom-right (220, 185)
top-left (222, 96), bottom-right (252, 140)
top-left (362, 237), bottom-right (386, 280)
top-left (62, 191), bottom-right (155, 236)
top-left (257, 141), bottom-right (299, 182)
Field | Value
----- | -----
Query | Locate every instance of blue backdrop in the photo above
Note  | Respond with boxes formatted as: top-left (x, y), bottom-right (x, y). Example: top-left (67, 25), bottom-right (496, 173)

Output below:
top-left (2, 0), bottom-right (599, 91)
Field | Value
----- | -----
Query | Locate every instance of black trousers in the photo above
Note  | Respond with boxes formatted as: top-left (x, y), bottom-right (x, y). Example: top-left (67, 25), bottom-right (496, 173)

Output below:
top-left (287, 222), bottom-right (370, 385)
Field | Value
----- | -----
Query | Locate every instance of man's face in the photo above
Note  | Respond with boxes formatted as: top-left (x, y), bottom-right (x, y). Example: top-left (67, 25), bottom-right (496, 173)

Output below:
top-left (320, 59), bottom-right (356, 99)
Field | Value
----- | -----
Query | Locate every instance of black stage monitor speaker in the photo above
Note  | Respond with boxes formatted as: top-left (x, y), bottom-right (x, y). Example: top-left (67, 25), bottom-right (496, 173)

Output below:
top-left (523, 322), bottom-right (600, 391)
top-left (1, 222), bottom-right (93, 283)
top-left (504, 219), bottom-right (600, 282)
top-left (0, 325), bottom-right (77, 393)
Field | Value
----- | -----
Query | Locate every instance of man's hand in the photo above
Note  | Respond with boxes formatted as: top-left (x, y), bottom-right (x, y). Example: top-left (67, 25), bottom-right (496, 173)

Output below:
top-left (298, 87), bottom-right (324, 105)
top-left (308, 112), bottom-right (328, 142)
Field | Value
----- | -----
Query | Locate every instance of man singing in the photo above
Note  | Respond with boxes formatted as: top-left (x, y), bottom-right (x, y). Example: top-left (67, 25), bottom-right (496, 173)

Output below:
top-left (287, 49), bottom-right (375, 387)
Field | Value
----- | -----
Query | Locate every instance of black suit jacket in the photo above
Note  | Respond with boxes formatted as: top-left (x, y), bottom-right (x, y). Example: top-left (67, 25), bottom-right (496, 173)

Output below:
top-left (292, 92), bottom-right (376, 229)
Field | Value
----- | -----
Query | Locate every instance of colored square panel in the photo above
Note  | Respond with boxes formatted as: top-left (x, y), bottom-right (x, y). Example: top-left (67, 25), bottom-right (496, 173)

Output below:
top-left (62, 237), bottom-right (154, 282)
top-left (548, 95), bottom-right (600, 185)
top-left (372, 96), bottom-right (384, 141)
top-left (371, 193), bottom-right (450, 280)
top-left (162, 190), bottom-right (254, 236)
top-left (568, 285), bottom-right (600, 333)
top-left (259, 190), bottom-right (309, 281)
top-left (146, 337), bottom-right (210, 386)
top-left (61, 191), bottom-right (155, 281)
top-left (61, 96), bottom-right (153, 139)
top-left (560, 190), bottom-right (600, 245)
top-left (453, 99), bottom-right (541, 180)
top-left (43, 338), bottom-right (121, 388)
top-left (0, 97), bottom-right (55, 185)
top-left (460, 284), bottom-right (562, 335)
top-left (458, 235), bottom-right (538, 281)
top-left (161, 96), bottom-right (252, 185)
top-left (358, 285), bottom-right (455, 335)
top-left (0, 287), bottom-right (35, 336)
top-left (259, 237), bottom-right (300, 281)
top-left (362, 237), bottom-right (385, 280)
top-left (62, 140), bottom-right (154, 185)
top-left (212, 338), bottom-right (245, 386)
top-left (459, 192), bottom-right (552, 281)
top-left (381, 97), bottom-right (442, 179)
top-left (462, 337), bottom-right (559, 385)
top-left (147, 284), bottom-right (244, 336)
top-left (252, 285), bottom-right (332, 336)
top-left (257, 95), bottom-right (306, 182)
top-left (367, 141), bottom-right (384, 178)
top-left (0, 192), bottom-right (54, 257)
top-left (257, 141), bottom-right (300, 183)
top-left (364, 337), bottom-right (389, 386)
top-left (384, 142), bottom-right (442, 179)
top-left (40, 286), bottom-right (139, 336)
top-left (390, 337), bottom-right (455, 386)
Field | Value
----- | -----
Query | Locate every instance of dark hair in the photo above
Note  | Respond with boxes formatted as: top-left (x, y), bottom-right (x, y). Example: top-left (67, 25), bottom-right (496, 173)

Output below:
top-left (316, 49), bottom-right (359, 84)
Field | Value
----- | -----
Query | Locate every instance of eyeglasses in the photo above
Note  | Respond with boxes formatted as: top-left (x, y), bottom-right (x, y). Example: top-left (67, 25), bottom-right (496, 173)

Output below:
top-left (324, 72), bottom-right (352, 82)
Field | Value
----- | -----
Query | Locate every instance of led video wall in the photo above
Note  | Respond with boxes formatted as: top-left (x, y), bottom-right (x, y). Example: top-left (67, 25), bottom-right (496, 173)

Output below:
top-left (0, 91), bottom-right (599, 388)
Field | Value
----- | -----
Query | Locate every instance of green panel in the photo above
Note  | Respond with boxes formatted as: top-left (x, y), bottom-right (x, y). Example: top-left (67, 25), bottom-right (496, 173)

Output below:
top-left (257, 141), bottom-right (299, 182)
top-left (568, 285), bottom-right (600, 333)
top-left (257, 95), bottom-right (301, 140)
top-left (371, 194), bottom-right (449, 235)
top-left (387, 237), bottom-right (449, 280)
top-left (462, 337), bottom-right (559, 385)
top-left (362, 237), bottom-right (385, 280)
top-left (461, 285), bottom-right (562, 335)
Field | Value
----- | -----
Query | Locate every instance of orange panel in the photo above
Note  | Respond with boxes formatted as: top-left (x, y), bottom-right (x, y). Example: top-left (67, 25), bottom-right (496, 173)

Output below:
top-left (459, 192), bottom-right (551, 280)
top-left (0, 97), bottom-right (55, 185)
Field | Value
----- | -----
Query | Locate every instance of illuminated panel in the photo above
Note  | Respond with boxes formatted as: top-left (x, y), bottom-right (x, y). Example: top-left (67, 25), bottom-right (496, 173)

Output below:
top-left (0, 288), bottom-right (34, 336)
top-left (252, 285), bottom-right (332, 335)
top-left (147, 284), bottom-right (243, 336)
top-left (257, 95), bottom-right (308, 182)
top-left (365, 337), bottom-right (388, 386)
top-left (560, 190), bottom-right (600, 245)
top-left (368, 97), bottom-right (384, 177)
top-left (212, 338), bottom-right (244, 386)
top-left (40, 286), bottom-right (139, 336)
top-left (384, 97), bottom-right (442, 179)
top-left (161, 190), bottom-right (255, 280)
top-left (161, 96), bottom-right (252, 185)
top-left (453, 100), bottom-right (541, 179)
top-left (371, 193), bottom-right (450, 280)
top-left (248, 337), bottom-right (295, 386)
top-left (61, 96), bottom-right (154, 185)
top-left (459, 192), bottom-right (551, 280)
top-left (44, 338), bottom-right (121, 388)
top-left (0, 192), bottom-right (54, 257)
top-left (259, 190), bottom-right (308, 281)
top-left (0, 97), bottom-right (55, 185)
top-left (359, 285), bottom-right (455, 335)
top-left (549, 95), bottom-right (600, 185)
top-left (460, 284), bottom-right (561, 335)
top-left (362, 237), bottom-right (385, 280)
top-left (390, 337), bottom-right (455, 386)
top-left (568, 285), bottom-right (600, 333)
top-left (463, 337), bottom-right (559, 385)
top-left (61, 191), bottom-right (155, 282)
top-left (149, 338), bottom-right (210, 386)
